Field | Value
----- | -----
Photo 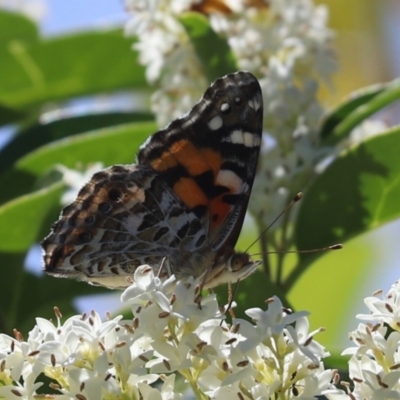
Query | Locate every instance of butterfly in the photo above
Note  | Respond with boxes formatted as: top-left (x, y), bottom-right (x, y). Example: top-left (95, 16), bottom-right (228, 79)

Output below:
top-left (42, 71), bottom-right (263, 289)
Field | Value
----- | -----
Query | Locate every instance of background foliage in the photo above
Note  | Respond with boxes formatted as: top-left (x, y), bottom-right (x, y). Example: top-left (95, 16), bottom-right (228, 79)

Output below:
top-left (1, 4), bottom-right (400, 371)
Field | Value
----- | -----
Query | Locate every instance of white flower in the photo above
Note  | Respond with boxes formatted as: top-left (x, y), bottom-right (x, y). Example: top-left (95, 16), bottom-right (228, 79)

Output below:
top-left (0, 268), bottom-right (343, 398)
top-left (357, 280), bottom-right (400, 329)
top-left (0, 370), bottom-right (43, 400)
top-left (0, 332), bottom-right (44, 382)
top-left (347, 354), bottom-right (400, 399)
top-left (138, 374), bottom-right (182, 400)
top-left (125, 0), bottom-right (206, 126)
top-left (341, 280), bottom-right (400, 398)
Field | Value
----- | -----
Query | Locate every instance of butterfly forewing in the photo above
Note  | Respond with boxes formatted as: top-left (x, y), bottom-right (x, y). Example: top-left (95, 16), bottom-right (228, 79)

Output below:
top-left (138, 71), bottom-right (263, 251)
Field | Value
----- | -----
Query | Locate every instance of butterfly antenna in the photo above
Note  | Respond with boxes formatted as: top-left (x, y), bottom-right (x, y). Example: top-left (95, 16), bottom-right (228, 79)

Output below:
top-left (222, 193), bottom-right (303, 318)
top-left (291, 243), bottom-right (343, 253)
top-left (244, 192), bottom-right (303, 254)
top-left (251, 243), bottom-right (343, 257)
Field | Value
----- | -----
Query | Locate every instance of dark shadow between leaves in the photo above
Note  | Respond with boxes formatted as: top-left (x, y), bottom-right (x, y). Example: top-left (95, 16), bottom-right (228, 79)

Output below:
top-left (0, 251), bottom-right (109, 336)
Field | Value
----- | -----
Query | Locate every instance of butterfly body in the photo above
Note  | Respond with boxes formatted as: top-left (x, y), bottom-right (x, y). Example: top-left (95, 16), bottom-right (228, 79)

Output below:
top-left (42, 71), bottom-right (263, 289)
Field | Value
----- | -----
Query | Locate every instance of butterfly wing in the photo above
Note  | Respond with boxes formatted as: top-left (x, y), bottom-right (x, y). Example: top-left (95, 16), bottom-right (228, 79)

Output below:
top-left (138, 71), bottom-right (263, 253)
top-left (42, 71), bottom-right (263, 289)
top-left (42, 165), bottom-right (207, 288)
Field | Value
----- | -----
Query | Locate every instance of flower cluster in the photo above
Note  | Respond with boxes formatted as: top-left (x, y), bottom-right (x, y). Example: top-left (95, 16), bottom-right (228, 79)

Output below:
top-left (340, 280), bottom-right (400, 399)
top-left (0, 266), bottom-right (342, 399)
top-left (125, 0), bottom-right (208, 126)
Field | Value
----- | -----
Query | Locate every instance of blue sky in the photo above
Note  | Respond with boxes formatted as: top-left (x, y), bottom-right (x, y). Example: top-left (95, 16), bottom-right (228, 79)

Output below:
top-left (41, 0), bottom-right (127, 35)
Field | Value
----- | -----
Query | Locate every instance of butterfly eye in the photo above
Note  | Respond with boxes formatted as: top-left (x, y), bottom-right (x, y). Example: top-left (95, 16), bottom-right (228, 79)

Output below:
top-left (229, 253), bottom-right (250, 272)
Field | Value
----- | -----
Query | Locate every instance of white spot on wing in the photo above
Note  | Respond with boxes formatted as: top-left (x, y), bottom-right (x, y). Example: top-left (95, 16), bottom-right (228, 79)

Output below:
top-left (230, 129), bottom-right (244, 144)
top-left (248, 96), bottom-right (261, 111)
top-left (216, 169), bottom-right (242, 193)
top-left (208, 115), bottom-right (223, 130)
top-left (220, 102), bottom-right (230, 112)
top-left (227, 130), bottom-right (256, 147)
top-left (243, 132), bottom-right (254, 147)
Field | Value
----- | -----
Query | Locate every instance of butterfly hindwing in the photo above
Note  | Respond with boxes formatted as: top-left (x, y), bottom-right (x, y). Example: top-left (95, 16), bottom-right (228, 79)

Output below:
top-left (42, 165), bottom-right (208, 288)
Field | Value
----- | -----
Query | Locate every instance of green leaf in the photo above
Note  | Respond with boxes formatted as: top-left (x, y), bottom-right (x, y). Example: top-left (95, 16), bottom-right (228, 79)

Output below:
top-left (291, 126), bottom-right (400, 283)
top-left (0, 112), bottom-right (153, 172)
top-left (0, 10), bottom-right (41, 124)
top-left (0, 183), bottom-right (64, 252)
top-left (282, 123), bottom-right (398, 353)
top-left (19, 122), bottom-right (156, 175)
top-left (0, 9), bottom-right (39, 45)
top-left (320, 79), bottom-right (400, 145)
top-left (0, 30), bottom-right (147, 125)
top-left (180, 12), bottom-right (237, 81)
top-left (0, 122), bottom-right (157, 205)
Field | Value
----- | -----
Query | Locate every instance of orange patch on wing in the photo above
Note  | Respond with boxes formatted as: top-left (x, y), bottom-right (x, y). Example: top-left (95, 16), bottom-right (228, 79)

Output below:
top-left (209, 195), bottom-right (232, 231)
top-left (151, 139), bottom-right (222, 177)
top-left (150, 150), bottom-right (178, 171)
top-left (198, 148), bottom-right (222, 176)
top-left (173, 177), bottom-right (208, 209)
top-left (173, 140), bottom-right (221, 176)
